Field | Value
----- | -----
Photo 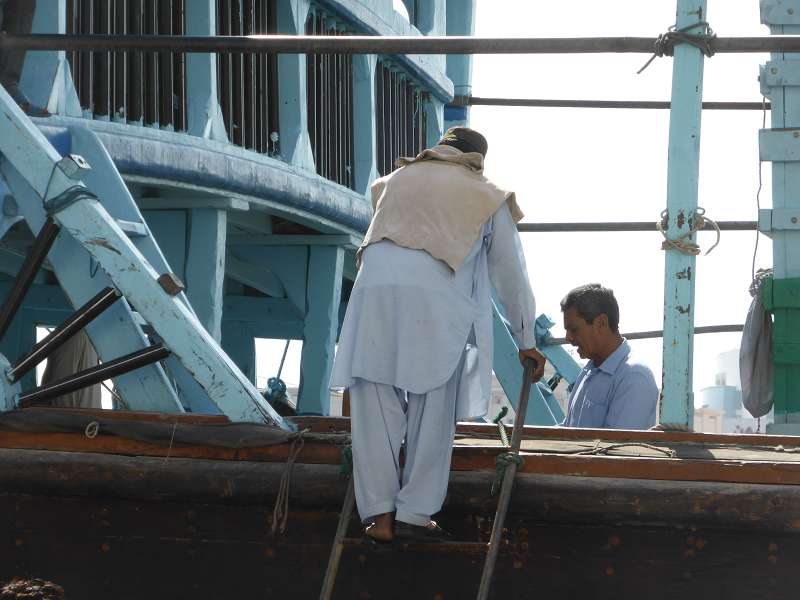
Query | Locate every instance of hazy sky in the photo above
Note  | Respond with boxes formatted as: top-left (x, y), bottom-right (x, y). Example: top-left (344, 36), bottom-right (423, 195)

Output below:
top-left (259, 1), bottom-right (773, 408)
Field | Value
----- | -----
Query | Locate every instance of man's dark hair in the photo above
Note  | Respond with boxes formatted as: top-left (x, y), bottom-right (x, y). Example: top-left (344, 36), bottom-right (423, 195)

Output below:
top-left (0, 579), bottom-right (65, 600)
top-left (560, 284), bottom-right (620, 333)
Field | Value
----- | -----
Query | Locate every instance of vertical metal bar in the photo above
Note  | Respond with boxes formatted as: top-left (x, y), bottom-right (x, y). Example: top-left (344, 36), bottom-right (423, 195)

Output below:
top-left (0, 219), bottom-right (60, 343)
top-left (375, 63), bottom-right (384, 175)
top-left (306, 10), bottom-right (316, 167)
top-left (8, 287), bottom-right (121, 383)
top-left (128, 0), bottom-right (143, 123)
top-left (243, 0), bottom-right (255, 149)
top-left (144, 0), bottom-right (158, 124)
top-left (267, 0), bottom-right (279, 152)
top-left (476, 359), bottom-right (535, 600)
top-left (79, 0), bottom-right (93, 113)
top-left (173, 0), bottom-right (186, 131)
top-left (66, 0), bottom-right (78, 103)
top-left (159, 0), bottom-right (174, 129)
top-left (318, 475), bottom-right (356, 600)
top-left (94, 0), bottom-right (110, 118)
top-left (659, 0), bottom-right (708, 426)
top-left (113, 0), bottom-right (127, 121)
top-left (231, 0), bottom-right (243, 146)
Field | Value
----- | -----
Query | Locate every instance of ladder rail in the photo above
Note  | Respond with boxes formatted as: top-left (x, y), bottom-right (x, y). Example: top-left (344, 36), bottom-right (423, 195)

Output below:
top-left (476, 357), bottom-right (535, 600)
top-left (319, 475), bottom-right (356, 600)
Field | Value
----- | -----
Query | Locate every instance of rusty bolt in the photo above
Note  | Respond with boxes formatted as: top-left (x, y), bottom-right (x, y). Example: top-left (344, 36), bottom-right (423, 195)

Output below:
top-left (771, 67), bottom-right (779, 74)
top-left (790, 7), bottom-right (795, 15)
top-left (158, 272), bottom-right (185, 296)
top-left (793, 217), bottom-right (798, 224)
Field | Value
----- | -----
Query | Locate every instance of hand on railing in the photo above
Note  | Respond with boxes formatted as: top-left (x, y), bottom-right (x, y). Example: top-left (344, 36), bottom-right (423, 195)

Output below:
top-left (518, 348), bottom-right (546, 383)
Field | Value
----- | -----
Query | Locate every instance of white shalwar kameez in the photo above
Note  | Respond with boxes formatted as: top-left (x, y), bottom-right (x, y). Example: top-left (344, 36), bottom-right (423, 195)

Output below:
top-left (331, 202), bottom-right (536, 526)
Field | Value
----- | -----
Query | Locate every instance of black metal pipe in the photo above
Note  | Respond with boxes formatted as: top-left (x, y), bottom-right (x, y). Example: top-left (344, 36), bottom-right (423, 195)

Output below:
top-left (7, 287), bottom-right (121, 383)
top-left (0, 218), bottom-right (60, 343)
top-left (18, 343), bottom-right (170, 407)
top-left (517, 221), bottom-right (758, 232)
top-left (545, 324), bottom-right (744, 346)
top-left (4, 33), bottom-right (800, 54)
top-left (461, 96), bottom-right (771, 111)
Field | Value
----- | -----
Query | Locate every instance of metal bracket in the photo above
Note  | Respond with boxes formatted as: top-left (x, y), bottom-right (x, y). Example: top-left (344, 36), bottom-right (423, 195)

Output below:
top-left (56, 154), bottom-right (91, 180)
top-left (758, 208), bottom-right (800, 237)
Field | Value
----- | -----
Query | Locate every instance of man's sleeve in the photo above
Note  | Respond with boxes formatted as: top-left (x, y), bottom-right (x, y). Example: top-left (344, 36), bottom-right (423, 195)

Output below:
top-left (603, 370), bottom-right (659, 430)
top-left (487, 202), bottom-right (537, 349)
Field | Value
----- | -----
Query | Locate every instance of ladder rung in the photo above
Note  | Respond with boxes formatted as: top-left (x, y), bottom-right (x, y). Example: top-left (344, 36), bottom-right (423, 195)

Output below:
top-left (340, 537), bottom-right (489, 552)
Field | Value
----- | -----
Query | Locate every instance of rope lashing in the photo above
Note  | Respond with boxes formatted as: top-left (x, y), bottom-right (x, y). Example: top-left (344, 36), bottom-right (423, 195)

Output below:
top-left (492, 406), bottom-right (510, 448)
top-left (339, 445), bottom-right (353, 477)
top-left (490, 452), bottom-right (525, 497)
top-left (577, 439), bottom-right (677, 458)
top-left (657, 207), bottom-right (721, 256)
top-left (637, 21), bottom-right (716, 74)
top-left (271, 429), bottom-right (307, 535)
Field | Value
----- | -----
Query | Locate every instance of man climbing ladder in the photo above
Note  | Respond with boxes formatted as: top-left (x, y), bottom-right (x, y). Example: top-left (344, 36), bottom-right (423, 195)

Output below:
top-left (329, 126), bottom-right (545, 543)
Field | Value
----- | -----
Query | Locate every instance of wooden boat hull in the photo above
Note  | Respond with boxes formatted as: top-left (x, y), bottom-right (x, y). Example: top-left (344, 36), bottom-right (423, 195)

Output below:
top-left (1, 412), bottom-right (799, 598)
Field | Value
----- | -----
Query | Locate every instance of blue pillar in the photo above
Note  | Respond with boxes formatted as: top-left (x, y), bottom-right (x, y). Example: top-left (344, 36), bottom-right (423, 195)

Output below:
top-left (185, 209), bottom-right (227, 342)
top-left (185, 1), bottom-right (228, 140)
top-left (659, 0), bottom-right (708, 426)
top-left (19, 2), bottom-right (81, 116)
top-left (222, 321), bottom-right (256, 383)
top-left (353, 54), bottom-right (379, 194)
top-left (277, 0), bottom-right (315, 170)
top-left (444, 0), bottom-right (475, 128)
top-left (297, 245), bottom-right (344, 414)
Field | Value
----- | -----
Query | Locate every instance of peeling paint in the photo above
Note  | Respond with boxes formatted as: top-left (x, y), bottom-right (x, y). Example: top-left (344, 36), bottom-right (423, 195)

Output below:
top-left (677, 210), bottom-right (686, 229)
top-left (86, 237), bottom-right (122, 255)
top-left (677, 305), bottom-right (691, 315)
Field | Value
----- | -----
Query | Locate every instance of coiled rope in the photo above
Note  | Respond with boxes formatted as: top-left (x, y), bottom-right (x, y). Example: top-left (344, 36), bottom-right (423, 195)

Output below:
top-left (657, 207), bottom-right (721, 256)
top-left (638, 21), bottom-right (717, 74)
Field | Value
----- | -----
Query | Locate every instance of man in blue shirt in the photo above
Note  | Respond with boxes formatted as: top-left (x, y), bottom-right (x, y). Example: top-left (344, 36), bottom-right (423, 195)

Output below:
top-left (561, 284), bottom-right (658, 429)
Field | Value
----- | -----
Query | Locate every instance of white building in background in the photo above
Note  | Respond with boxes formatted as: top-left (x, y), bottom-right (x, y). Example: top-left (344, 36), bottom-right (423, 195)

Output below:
top-left (695, 348), bottom-right (772, 434)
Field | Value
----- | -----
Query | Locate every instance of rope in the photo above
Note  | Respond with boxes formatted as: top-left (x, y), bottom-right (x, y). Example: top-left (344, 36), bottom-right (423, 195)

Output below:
top-left (637, 21), bottom-right (716, 74)
top-left (749, 267), bottom-right (772, 299)
top-left (84, 420), bottom-right (99, 439)
top-left (163, 422), bottom-right (177, 464)
top-left (657, 207), bottom-right (721, 256)
top-left (492, 407), bottom-right (510, 448)
top-left (576, 440), bottom-right (677, 458)
top-left (271, 429), bottom-right (307, 535)
top-left (339, 445), bottom-right (353, 477)
top-left (490, 452), bottom-right (525, 497)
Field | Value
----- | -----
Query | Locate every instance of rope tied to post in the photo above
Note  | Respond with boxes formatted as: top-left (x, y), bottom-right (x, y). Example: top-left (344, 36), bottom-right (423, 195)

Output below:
top-left (271, 428), bottom-right (308, 535)
top-left (492, 406), bottom-right (510, 448)
top-left (490, 452), bottom-right (525, 497)
top-left (657, 207), bottom-right (721, 256)
top-left (637, 21), bottom-right (716, 74)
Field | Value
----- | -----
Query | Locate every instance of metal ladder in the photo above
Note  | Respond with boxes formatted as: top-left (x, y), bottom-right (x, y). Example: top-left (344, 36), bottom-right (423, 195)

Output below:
top-left (319, 358), bottom-right (536, 600)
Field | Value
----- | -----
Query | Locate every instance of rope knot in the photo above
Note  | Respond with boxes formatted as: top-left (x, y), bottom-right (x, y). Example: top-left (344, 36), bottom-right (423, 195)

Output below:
top-left (657, 207), bottom-right (720, 256)
top-left (490, 452), bottom-right (525, 496)
top-left (638, 21), bottom-right (716, 74)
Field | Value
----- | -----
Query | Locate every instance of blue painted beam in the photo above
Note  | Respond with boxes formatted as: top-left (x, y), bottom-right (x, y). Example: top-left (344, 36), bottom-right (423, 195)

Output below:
top-left (534, 314), bottom-right (581, 386)
top-left (185, 208), bottom-right (227, 342)
top-left (659, 0), bottom-right (708, 426)
top-left (444, 0), bottom-right (475, 127)
top-left (20, 1), bottom-right (81, 117)
top-left (298, 245), bottom-right (344, 414)
top-left (353, 54), bottom-right (379, 194)
top-left (221, 320), bottom-right (256, 384)
top-left (492, 302), bottom-right (561, 425)
top-left (36, 119), bottom-right (373, 235)
top-left (277, 0), bottom-right (315, 170)
top-left (185, 0), bottom-right (227, 140)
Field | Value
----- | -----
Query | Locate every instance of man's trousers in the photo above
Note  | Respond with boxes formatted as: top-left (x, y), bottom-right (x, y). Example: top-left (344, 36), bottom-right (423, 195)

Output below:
top-left (348, 367), bottom-right (461, 527)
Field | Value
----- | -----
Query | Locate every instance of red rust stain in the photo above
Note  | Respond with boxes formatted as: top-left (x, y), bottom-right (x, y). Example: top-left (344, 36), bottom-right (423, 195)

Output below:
top-left (605, 567), bottom-right (615, 576)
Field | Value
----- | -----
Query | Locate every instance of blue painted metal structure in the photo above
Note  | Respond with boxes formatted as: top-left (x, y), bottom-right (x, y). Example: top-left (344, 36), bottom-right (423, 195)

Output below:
top-left (0, 0), bottom-right (569, 427)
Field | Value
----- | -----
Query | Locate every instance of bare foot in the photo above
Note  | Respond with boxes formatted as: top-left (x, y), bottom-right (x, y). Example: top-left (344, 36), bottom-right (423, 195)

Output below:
top-left (365, 512), bottom-right (394, 542)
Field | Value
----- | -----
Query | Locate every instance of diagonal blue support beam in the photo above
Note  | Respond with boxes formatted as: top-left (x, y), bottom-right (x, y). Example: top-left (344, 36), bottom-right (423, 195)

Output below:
top-left (492, 302), bottom-right (563, 425)
top-left (0, 84), bottom-right (287, 427)
top-left (534, 314), bottom-right (581, 386)
top-left (660, 0), bottom-right (708, 426)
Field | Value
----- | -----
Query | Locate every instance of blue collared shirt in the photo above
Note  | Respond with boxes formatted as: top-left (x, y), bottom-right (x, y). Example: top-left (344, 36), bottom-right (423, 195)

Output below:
top-left (563, 339), bottom-right (658, 430)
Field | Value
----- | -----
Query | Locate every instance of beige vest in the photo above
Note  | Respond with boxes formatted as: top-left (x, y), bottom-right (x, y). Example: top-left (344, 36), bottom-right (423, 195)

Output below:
top-left (359, 145), bottom-right (523, 271)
